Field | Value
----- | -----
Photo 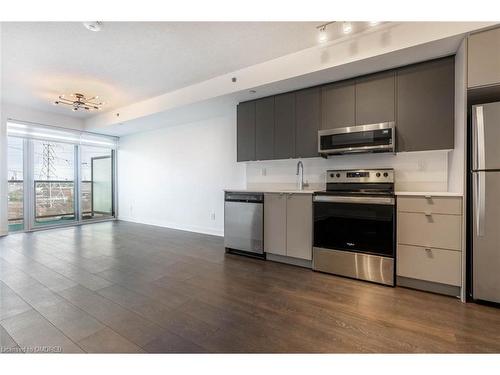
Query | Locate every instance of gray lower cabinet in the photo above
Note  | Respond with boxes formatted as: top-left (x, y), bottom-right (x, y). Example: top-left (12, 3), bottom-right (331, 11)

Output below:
top-left (396, 57), bottom-right (455, 152)
top-left (355, 71), bottom-right (395, 125)
top-left (321, 80), bottom-right (355, 130)
top-left (468, 27), bottom-right (500, 88)
top-left (264, 193), bottom-right (287, 256)
top-left (274, 92), bottom-right (296, 159)
top-left (396, 195), bottom-right (463, 293)
top-left (255, 97), bottom-right (275, 160)
top-left (264, 193), bottom-right (312, 260)
top-left (285, 194), bottom-right (313, 260)
top-left (236, 101), bottom-right (255, 162)
top-left (295, 87), bottom-right (320, 158)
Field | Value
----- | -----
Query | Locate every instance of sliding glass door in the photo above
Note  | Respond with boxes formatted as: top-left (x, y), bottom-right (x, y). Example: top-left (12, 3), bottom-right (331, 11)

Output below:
top-left (7, 137), bottom-right (25, 231)
top-left (6, 122), bottom-right (117, 232)
top-left (32, 140), bottom-right (76, 227)
top-left (80, 146), bottom-right (114, 221)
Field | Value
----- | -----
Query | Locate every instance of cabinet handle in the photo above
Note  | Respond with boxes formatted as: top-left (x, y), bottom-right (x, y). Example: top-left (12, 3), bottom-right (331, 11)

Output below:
top-left (424, 211), bottom-right (432, 216)
top-left (424, 195), bottom-right (432, 199)
top-left (425, 247), bottom-right (432, 252)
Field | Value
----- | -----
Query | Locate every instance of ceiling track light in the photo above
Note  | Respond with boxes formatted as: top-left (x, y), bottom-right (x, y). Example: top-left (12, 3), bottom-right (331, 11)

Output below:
top-left (53, 93), bottom-right (103, 112)
top-left (316, 21), bottom-right (336, 43)
top-left (342, 21), bottom-right (353, 34)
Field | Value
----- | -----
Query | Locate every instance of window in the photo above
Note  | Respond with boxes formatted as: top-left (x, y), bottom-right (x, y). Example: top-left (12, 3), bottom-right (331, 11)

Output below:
top-left (7, 137), bottom-right (24, 231)
top-left (6, 121), bottom-right (118, 231)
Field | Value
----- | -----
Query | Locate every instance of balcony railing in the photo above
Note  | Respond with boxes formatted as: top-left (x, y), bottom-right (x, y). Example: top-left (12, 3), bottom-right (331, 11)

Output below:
top-left (8, 180), bottom-right (109, 226)
top-left (7, 180), bottom-right (23, 223)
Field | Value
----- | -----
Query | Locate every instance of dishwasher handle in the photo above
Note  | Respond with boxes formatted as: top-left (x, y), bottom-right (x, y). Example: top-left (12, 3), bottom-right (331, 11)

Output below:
top-left (225, 192), bottom-right (264, 203)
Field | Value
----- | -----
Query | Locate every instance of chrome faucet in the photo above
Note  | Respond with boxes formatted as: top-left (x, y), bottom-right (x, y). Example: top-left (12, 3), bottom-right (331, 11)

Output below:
top-left (296, 161), bottom-right (304, 190)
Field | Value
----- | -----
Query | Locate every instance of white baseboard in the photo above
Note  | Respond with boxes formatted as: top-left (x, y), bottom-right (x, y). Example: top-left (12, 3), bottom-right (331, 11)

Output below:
top-left (118, 216), bottom-right (223, 237)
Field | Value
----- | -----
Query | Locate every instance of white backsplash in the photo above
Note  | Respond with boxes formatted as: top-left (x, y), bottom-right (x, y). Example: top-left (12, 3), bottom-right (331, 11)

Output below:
top-left (246, 150), bottom-right (450, 192)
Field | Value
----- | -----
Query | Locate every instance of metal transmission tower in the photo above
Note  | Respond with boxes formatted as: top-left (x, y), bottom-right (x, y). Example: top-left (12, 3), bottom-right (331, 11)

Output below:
top-left (38, 142), bottom-right (65, 211)
top-left (40, 142), bottom-right (57, 180)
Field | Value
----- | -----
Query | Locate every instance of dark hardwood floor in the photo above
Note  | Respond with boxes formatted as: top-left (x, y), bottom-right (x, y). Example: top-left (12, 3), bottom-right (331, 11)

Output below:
top-left (1, 221), bottom-right (500, 353)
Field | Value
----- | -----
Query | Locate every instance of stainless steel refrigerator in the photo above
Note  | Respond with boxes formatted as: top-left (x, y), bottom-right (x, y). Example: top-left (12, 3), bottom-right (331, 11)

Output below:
top-left (471, 101), bottom-right (500, 303)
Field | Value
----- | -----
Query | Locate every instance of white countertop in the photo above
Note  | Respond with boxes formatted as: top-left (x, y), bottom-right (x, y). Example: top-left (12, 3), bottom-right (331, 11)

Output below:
top-left (395, 191), bottom-right (463, 197)
top-left (224, 188), bottom-right (317, 194)
top-left (225, 189), bottom-right (463, 197)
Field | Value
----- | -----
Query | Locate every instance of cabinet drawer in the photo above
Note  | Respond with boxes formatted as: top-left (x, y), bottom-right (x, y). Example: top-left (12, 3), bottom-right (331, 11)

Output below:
top-left (397, 212), bottom-right (461, 251)
top-left (397, 196), bottom-right (462, 215)
top-left (397, 244), bottom-right (461, 286)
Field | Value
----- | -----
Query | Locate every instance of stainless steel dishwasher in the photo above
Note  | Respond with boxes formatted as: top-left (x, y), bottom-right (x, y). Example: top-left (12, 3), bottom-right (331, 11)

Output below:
top-left (224, 192), bottom-right (264, 258)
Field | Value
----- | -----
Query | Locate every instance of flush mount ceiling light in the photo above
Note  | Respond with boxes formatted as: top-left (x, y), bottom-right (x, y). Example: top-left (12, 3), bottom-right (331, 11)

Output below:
top-left (54, 93), bottom-right (103, 111)
top-left (316, 21), bottom-right (336, 43)
top-left (83, 21), bottom-right (103, 32)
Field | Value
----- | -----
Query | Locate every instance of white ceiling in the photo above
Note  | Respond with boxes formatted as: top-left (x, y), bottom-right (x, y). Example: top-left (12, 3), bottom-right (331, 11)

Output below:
top-left (1, 21), bottom-right (378, 118)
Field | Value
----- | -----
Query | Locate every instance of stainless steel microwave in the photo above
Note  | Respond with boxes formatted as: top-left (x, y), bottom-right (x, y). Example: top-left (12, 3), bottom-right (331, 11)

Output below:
top-left (318, 122), bottom-right (395, 156)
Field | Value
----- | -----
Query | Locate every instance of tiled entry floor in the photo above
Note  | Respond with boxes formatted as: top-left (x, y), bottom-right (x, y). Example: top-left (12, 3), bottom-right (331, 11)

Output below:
top-left (1, 221), bottom-right (500, 353)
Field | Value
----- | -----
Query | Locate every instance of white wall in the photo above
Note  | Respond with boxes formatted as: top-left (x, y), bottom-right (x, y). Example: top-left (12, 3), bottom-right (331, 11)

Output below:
top-left (117, 112), bottom-right (246, 236)
top-left (246, 151), bottom-right (451, 193)
top-left (1, 102), bottom-right (84, 131)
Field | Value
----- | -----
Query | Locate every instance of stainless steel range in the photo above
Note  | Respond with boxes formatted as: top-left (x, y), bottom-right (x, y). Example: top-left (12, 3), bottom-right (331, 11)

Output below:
top-left (313, 169), bottom-right (396, 286)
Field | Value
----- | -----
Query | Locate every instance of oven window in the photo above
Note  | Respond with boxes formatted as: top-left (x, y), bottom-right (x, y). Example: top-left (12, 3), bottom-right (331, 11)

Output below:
top-left (314, 202), bottom-right (394, 257)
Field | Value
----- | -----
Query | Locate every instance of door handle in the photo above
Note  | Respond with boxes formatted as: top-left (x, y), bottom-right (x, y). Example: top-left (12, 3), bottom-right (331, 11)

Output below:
top-left (476, 172), bottom-right (486, 237)
top-left (475, 106), bottom-right (486, 170)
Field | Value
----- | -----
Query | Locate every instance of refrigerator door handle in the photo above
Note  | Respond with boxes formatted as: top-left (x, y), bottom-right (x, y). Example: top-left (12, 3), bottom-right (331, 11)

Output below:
top-left (475, 106), bottom-right (486, 171)
top-left (475, 172), bottom-right (486, 237)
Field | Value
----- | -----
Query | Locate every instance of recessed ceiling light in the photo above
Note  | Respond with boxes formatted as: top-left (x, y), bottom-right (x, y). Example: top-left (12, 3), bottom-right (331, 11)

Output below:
top-left (369, 21), bottom-right (380, 26)
top-left (342, 22), bottom-right (353, 34)
top-left (83, 21), bottom-right (102, 32)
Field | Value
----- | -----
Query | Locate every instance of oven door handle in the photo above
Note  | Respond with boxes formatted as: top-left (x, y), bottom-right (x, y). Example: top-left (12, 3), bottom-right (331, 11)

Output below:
top-left (313, 195), bottom-right (395, 205)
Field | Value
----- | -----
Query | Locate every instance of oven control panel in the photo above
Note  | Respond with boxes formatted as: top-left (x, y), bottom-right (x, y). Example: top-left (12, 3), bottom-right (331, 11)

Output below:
top-left (326, 169), bottom-right (394, 184)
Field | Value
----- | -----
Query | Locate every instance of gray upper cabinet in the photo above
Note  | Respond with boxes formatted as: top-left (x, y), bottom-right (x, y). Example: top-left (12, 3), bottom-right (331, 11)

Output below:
top-left (321, 80), bottom-right (355, 130)
top-left (274, 93), bottom-right (296, 160)
top-left (255, 97), bottom-right (275, 160)
top-left (355, 71), bottom-right (395, 125)
top-left (236, 57), bottom-right (455, 160)
top-left (295, 87), bottom-right (321, 158)
top-left (396, 57), bottom-right (455, 152)
top-left (236, 101), bottom-right (255, 162)
top-left (468, 27), bottom-right (500, 89)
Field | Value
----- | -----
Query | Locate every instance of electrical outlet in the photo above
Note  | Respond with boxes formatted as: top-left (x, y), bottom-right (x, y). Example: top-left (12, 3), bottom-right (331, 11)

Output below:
top-left (210, 212), bottom-right (216, 221)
